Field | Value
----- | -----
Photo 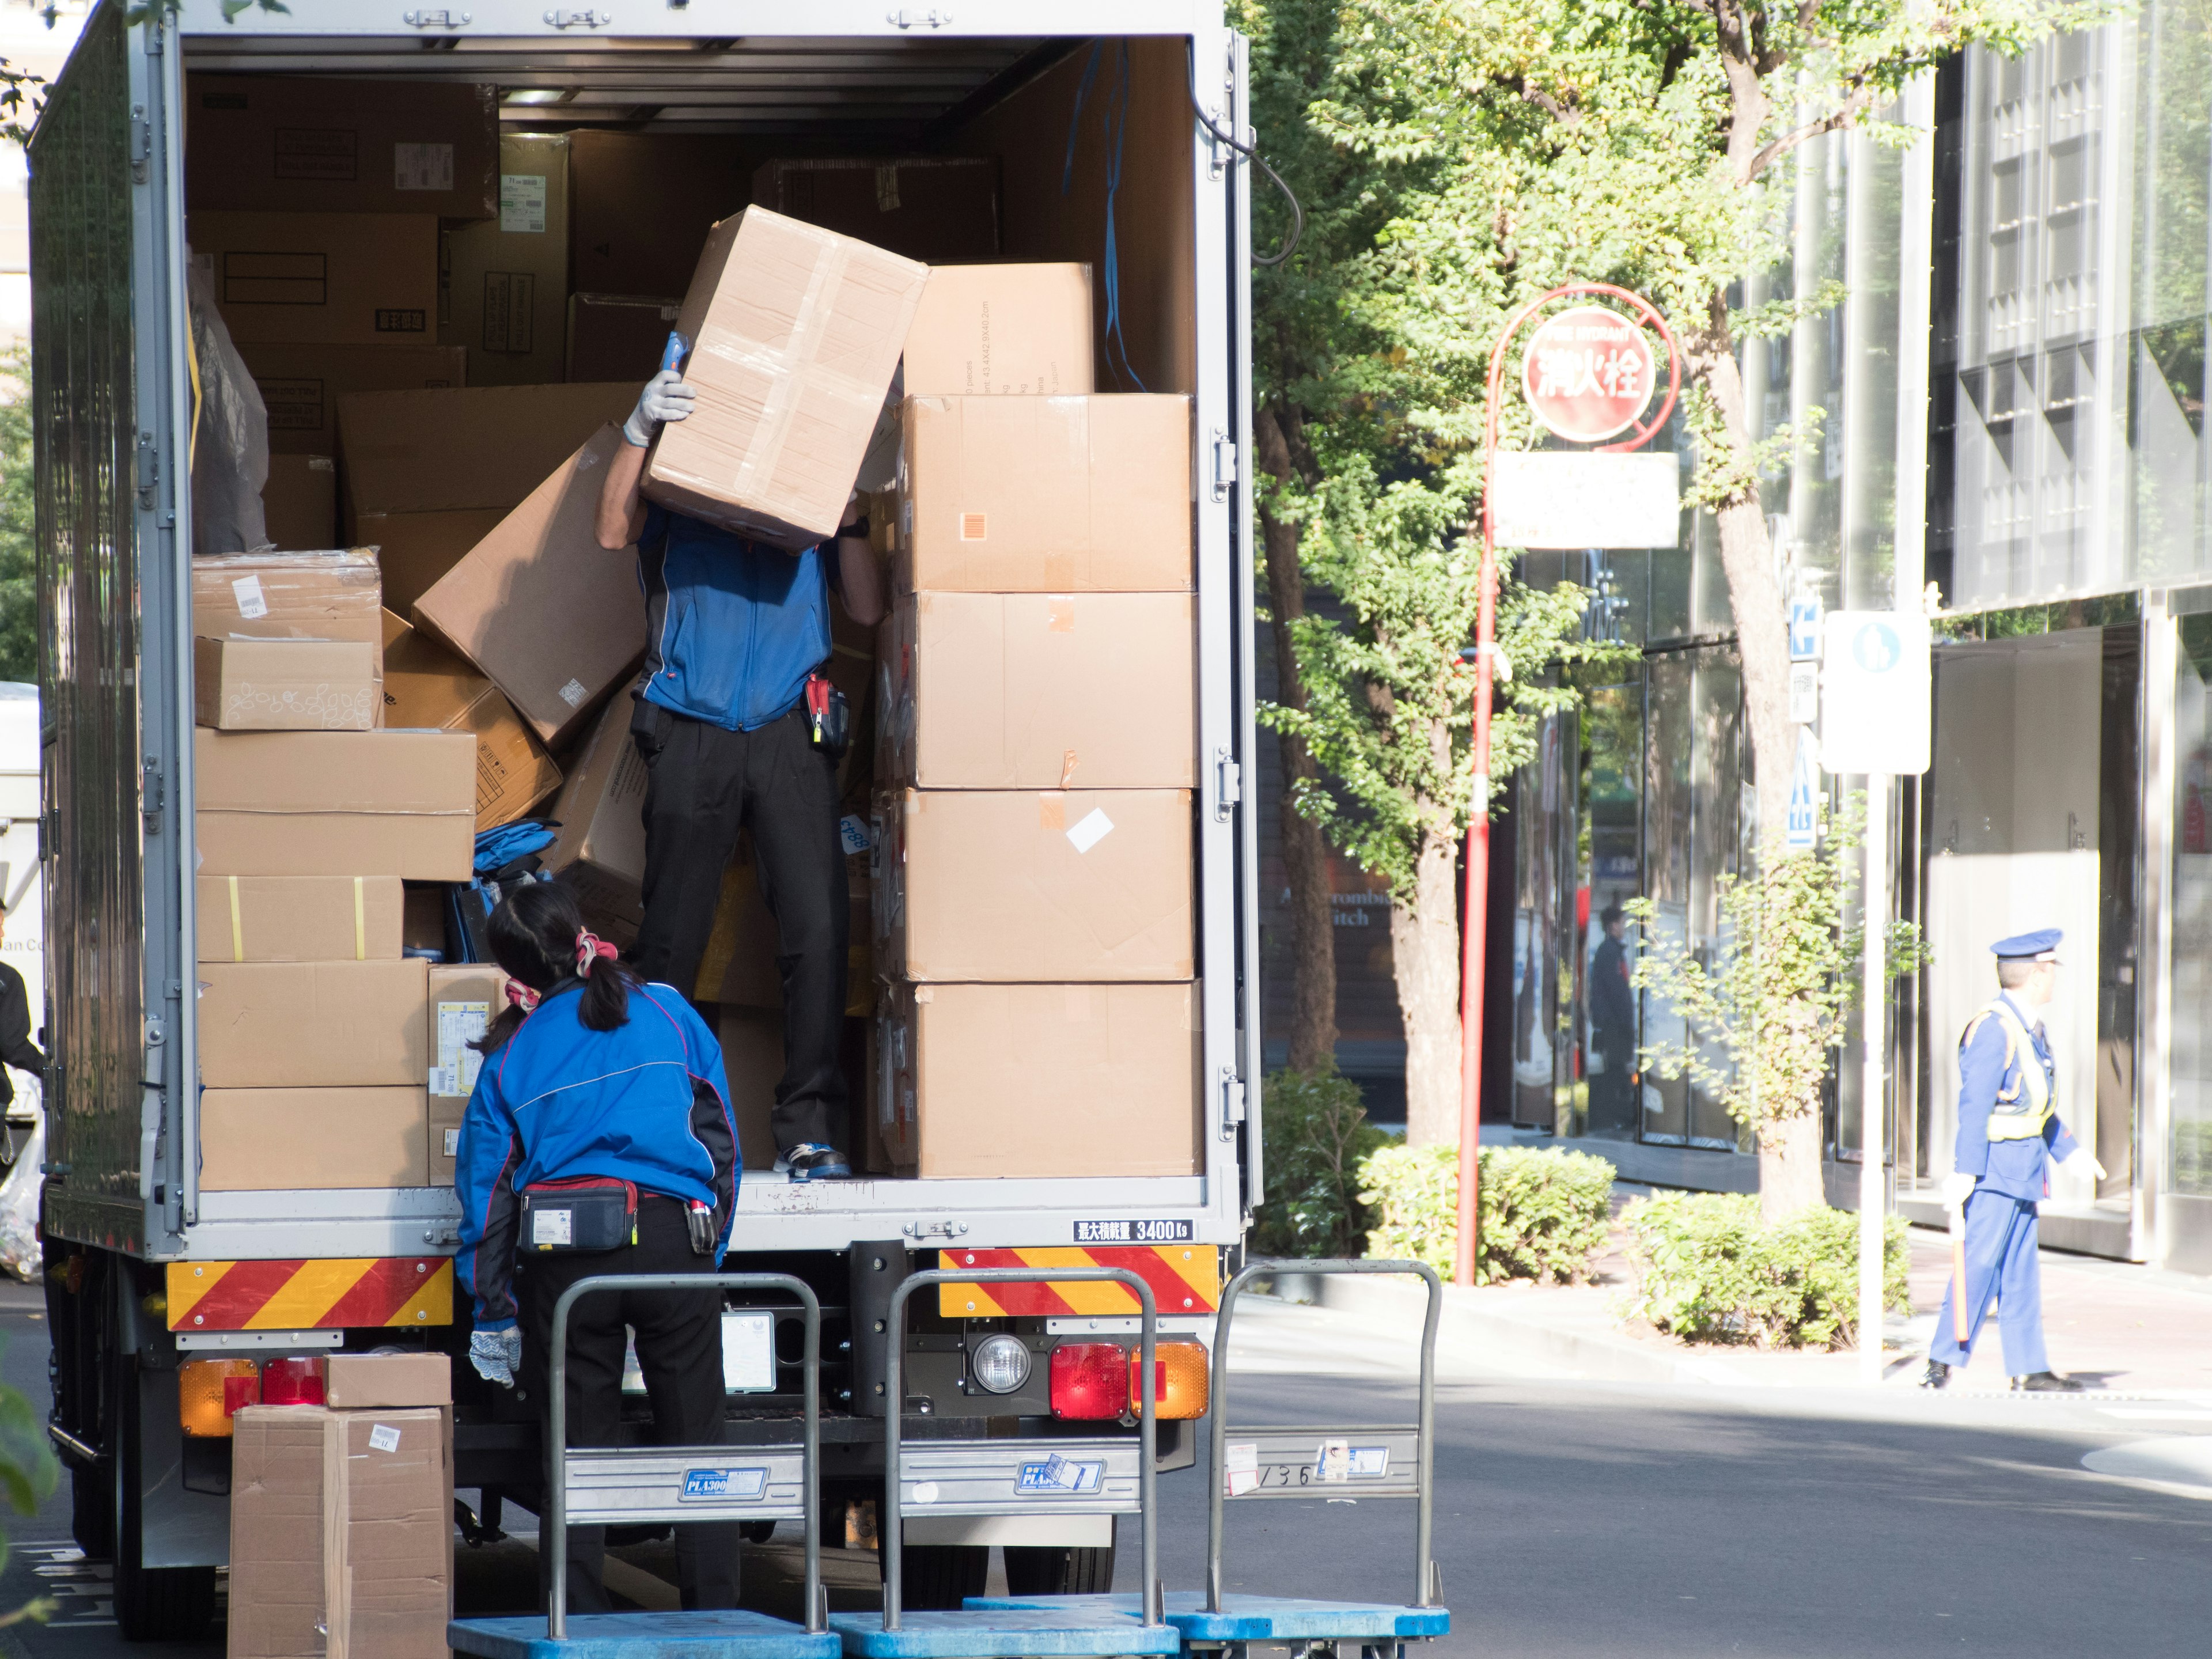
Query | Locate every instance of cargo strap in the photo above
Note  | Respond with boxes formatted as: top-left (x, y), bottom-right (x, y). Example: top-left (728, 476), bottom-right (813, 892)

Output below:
top-left (1962, 998), bottom-right (2052, 1141)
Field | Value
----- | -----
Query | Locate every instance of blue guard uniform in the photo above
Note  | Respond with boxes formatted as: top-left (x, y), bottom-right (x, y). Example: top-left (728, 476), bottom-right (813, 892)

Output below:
top-left (1930, 929), bottom-right (2079, 1380)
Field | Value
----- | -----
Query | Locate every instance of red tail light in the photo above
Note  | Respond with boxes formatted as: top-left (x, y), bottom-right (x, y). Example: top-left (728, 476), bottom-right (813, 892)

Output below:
top-left (262, 1355), bottom-right (327, 1406)
top-left (1049, 1343), bottom-right (1128, 1419)
top-left (221, 1374), bottom-right (260, 1418)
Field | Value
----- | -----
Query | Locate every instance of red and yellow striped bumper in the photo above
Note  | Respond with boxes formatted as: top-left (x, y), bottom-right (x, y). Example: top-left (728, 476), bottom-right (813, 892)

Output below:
top-left (165, 1258), bottom-right (453, 1332)
top-left (936, 1246), bottom-right (1221, 1318)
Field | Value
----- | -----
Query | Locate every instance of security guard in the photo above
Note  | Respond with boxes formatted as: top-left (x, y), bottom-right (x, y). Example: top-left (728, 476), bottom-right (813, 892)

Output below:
top-left (1922, 928), bottom-right (2101, 1393)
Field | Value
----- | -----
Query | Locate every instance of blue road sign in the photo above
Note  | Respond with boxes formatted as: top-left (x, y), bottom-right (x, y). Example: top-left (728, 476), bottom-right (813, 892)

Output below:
top-left (1785, 732), bottom-right (1820, 851)
top-left (1789, 594), bottom-right (1823, 661)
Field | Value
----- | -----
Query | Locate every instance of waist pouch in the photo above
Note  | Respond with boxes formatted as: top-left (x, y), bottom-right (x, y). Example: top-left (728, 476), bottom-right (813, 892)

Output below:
top-left (805, 672), bottom-right (850, 760)
top-left (521, 1177), bottom-right (638, 1253)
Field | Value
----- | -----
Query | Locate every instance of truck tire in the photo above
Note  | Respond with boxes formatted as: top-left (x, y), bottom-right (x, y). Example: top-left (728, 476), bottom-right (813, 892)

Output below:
top-left (898, 1544), bottom-right (988, 1611)
top-left (1003, 1538), bottom-right (1115, 1596)
top-left (111, 1361), bottom-right (216, 1643)
top-left (69, 1463), bottom-right (114, 1561)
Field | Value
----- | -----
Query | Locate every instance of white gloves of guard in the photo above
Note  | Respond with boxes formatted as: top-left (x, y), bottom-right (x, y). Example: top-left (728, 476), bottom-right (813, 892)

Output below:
top-left (624, 369), bottom-right (696, 449)
top-left (1940, 1171), bottom-right (1978, 1211)
top-left (469, 1325), bottom-right (524, 1389)
top-left (2062, 1147), bottom-right (2109, 1182)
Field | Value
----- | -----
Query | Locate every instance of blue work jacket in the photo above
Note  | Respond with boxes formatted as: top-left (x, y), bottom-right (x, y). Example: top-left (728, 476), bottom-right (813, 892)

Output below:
top-left (1954, 990), bottom-right (2080, 1204)
top-left (636, 504), bottom-right (831, 732)
top-left (454, 979), bottom-right (738, 1331)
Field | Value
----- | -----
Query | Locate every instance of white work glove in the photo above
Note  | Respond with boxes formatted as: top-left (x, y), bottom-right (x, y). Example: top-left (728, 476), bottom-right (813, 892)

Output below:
top-left (623, 369), bottom-right (696, 448)
top-left (468, 1325), bottom-right (524, 1389)
top-left (2062, 1147), bottom-right (2109, 1182)
top-left (1940, 1171), bottom-right (1977, 1211)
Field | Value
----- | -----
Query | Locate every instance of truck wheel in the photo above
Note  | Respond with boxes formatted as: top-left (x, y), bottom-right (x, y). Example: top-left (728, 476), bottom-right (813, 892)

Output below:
top-left (111, 1361), bottom-right (215, 1643)
top-left (899, 1544), bottom-right (988, 1611)
top-left (69, 1463), bottom-right (114, 1560)
top-left (1004, 1535), bottom-right (1115, 1596)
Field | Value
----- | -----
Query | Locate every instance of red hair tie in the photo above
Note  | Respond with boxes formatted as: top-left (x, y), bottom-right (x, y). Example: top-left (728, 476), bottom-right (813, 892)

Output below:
top-left (505, 979), bottom-right (541, 1013)
top-left (576, 930), bottom-right (618, 976)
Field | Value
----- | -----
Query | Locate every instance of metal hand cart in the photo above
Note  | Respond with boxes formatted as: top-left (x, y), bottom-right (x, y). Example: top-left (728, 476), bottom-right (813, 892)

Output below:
top-left (971, 1257), bottom-right (1451, 1656)
top-left (448, 1271), bottom-right (838, 1659)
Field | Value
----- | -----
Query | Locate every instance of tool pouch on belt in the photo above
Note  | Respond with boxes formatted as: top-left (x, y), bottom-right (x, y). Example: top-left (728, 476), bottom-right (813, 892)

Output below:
top-left (521, 1177), bottom-right (638, 1253)
top-left (805, 672), bottom-right (850, 761)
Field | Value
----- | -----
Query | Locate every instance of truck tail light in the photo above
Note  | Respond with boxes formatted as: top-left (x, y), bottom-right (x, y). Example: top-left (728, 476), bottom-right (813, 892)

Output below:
top-left (179, 1359), bottom-right (259, 1438)
top-left (1049, 1343), bottom-right (1128, 1419)
top-left (1134, 1340), bottom-right (1210, 1419)
top-left (261, 1355), bottom-right (327, 1406)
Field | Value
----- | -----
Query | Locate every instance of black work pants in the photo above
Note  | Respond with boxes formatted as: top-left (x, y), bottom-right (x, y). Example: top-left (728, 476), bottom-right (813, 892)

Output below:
top-left (518, 1194), bottom-right (739, 1613)
top-left (630, 698), bottom-right (847, 1152)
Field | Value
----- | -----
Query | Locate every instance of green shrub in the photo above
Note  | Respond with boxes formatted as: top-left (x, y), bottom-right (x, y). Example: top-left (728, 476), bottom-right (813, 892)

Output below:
top-left (1251, 1068), bottom-right (1389, 1259)
top-left (1620, 1191), bottom-right (1910, 1350)
top-left (1357, 1143), bottom-right (1616, 1285)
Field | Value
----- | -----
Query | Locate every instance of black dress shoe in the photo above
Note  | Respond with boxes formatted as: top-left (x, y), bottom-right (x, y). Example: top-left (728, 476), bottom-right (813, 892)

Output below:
top-left (1919, 1360), bottom-right (1951, 1390)
top-left (2012, 1370), bottom-right (2085, 1393)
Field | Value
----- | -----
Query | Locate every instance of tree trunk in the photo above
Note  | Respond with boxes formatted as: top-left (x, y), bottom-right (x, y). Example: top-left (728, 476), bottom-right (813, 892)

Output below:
top-left (1686, 287), bottom-right (1827, 1222)
top-left (1392, 824), bottom-right (1464, 1147)
top-left (1255, 403), bottom-right (1339, 1074)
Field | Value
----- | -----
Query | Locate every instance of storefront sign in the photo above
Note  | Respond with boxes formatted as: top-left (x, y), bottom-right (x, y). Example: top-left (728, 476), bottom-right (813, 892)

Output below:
top-left (1820, 611), bottom-right (1931, 775)
top-left (1489, 451), bottom-right (1678, 548)
top-left (1521, 305), bottom-right (1657, 442)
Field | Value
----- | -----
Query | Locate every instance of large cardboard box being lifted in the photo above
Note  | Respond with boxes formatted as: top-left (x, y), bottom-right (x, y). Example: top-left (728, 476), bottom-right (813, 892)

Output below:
top-left (902, 264), bottom-right (1092, 397)
top-left (412, 427), bottom-right (647, 748)
top-left (897, 395), bottom-right (1192, 592)
top-left (197, 874), bottom-right (404, 964)
top-left (643, 207), bottom-right (927, 551)
top-left (874, 788), bottom-right (1194, 982)
top-left (546, 695), bottom-right (651, 945)
top-left (441, 134), bottom-right (573, 387)
top-left (239, 342), bottom-right (464, 458)
top-left (191, 550), bottom-right (386, 715)
top-left (752, 157), bottom-right (1001, 264)
top-left (198, 959), bottom-right (430, 1089)
top-left (382, 616), bottom-right (562, 832)
top-left (200, 1088), bottom-right (430, 1192)
top-left (880, 591), bottom-right (1194, 789)
top-left (194, 728), bottom-right (476, 880)
top-left (877, 982), bottom-right (1199, 1177)
top-left (190, 212), bottom-right (438, 347)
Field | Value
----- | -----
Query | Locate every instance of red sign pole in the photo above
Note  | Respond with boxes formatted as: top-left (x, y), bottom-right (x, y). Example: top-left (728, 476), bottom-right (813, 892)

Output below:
top-left (1456, 284), bottom-right (1680, 1290)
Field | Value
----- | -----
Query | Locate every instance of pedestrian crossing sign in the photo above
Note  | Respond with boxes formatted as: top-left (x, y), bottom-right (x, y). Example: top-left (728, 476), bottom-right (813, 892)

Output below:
top-left (1786, 731), bottom-right (1820, 851)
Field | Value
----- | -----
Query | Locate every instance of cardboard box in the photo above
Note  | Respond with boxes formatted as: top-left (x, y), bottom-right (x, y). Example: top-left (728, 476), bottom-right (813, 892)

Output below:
top-left (185, 73), bottom-right (497, 219)
top-left (567, 291), bottom-right (684, 384)
top-left (337, 381), bottom-right (638, 524)
top-left (190, 551), bottom-right (386, 709)
top-left (229, 1403), bottom-right (452, 1659)
top-left (240, 342), bottom-right (465, 458)
top-left (190, 212), bottom-right (438, 347)
top-left (897, 395), bottom-right (1192, 591)
top-left (880, 591), bottom-right (1194, 789)
top-left (197, 874), bottom-right (405, 964)
top-left (323, 1353), bottom-right (452, 1410)
top-left (355, 509), bottom-right (506, 616)
top-left (752, 156), bottom-right (1001, 263)
top-left (643, 207), bottom-right (927, 551)
top-left (426, 964), bottom-right (503, 1185)
top-left (546, 695), bottom-right (650, 944)
top-left (194, 637), bottom-right (377, 732)
top-left (570, 132), bottom-right (753, 298)
top-left (717, 1005), bottom-right (783, 1172)
top-left (194, 728), bottom-right (476, 880)
top-left (262, 453), bottom-right (338, 548)
top-left (877, 982), bottom-right (1199, 1177)
top-left (903, 264), bottom-right (1093, 397)
top-left (413, 427), bottom-right (648, 747)
top-left (441, 134), bottom-right (571, 386)
top-left (198, 959), bottom-right (431, 1089)
top-left (384, 618), bottom-right (563, 831)
top-left (200, 1087), bottom-right (430, 1191)
top-left (874, 788), bottom-right (1194, 982)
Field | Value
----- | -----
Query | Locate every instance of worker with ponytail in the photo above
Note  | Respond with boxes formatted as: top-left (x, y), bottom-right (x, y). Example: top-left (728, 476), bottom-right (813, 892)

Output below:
top-left (453, 881), bottom-right (742, 1613)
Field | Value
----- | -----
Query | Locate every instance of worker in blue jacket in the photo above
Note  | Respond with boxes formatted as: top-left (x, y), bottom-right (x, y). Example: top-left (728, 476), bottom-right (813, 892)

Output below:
top-left (1922, 929), bottom-right (2101, 1393)
top-left (455, 881), bottom-right (742, 1612)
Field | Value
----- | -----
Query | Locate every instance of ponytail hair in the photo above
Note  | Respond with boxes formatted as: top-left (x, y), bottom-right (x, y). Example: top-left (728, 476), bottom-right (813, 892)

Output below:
top-left (472, 882), bottom-right (640, 1052)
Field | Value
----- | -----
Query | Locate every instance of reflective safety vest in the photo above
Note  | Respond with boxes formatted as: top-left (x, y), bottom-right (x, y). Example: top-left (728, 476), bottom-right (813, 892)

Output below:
top-left (1961, 998), bottom-right (2052, 1141)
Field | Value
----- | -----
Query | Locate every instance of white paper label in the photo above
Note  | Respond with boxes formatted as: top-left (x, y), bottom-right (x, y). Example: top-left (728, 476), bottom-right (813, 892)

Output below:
top-left (1224, 1442), bottom-right (1259, 1497)
top-left (367, 1424), bottom-right (401, 1454)
top-left (559, 677), bottom-right (588, 708)
top-left (231, 575), bottom-right (268, 620)
top-left (532, 1207), bottom-right (573, 1247)
top-left (393, 142), bottom-right (454, 192)
top-left (433, 999), bottom-right (489, 1098)
top-left (839, 814), bottom-right (872, 857)
top-left (1065, 808), bottom-right (1115, 855)
top-left (499, 173), bottom-right (548, 234)
top-left (442, 1127), bottom-right (461, 1157)
top-left (1316, 1440), bottom-right (1352, 1484)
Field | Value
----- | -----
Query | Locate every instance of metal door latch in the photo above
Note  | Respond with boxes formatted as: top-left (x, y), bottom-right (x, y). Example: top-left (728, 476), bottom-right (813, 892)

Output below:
top-left (1214, 747), bottom-right (1243, 822)
top-left (141, 758), bottom-right (164, 828)
top-left (902, 1218), bottom-right (969, 1240)
top-left (129, 106), bottom-right (150, 183)
top-left (1211, 429), bottom-right (1238, 501)
top-left (887, 9), bottom-right (953, 26)
top-left (1219, 1066), bottom-right (1247, 1137)
top-left (135, 434), bottom-right (158, 510)
top-left (544, 7), bottom-right (610, 24)
top-left (402, 9), bottom-right (472, 26)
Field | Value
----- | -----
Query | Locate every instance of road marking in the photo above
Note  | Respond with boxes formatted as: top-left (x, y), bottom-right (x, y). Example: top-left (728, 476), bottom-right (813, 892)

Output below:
top-left (2100, 1408), bottom-right (2212, 1421)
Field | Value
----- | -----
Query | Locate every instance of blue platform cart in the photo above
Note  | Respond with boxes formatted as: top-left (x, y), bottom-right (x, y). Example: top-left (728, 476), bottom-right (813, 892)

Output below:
top-left (449, 1271), bottom-right (838, 1659)
top-left (830, 1265), bottom-right (1181, 1659)
top-left (972, 1257), bottom-right (1450, 1658)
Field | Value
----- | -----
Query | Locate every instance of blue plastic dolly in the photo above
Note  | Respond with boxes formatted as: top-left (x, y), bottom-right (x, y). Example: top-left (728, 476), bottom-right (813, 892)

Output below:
top-left (449, 1271), bottom-right (840, 1659)
top-left (970, 1257), bottom-right (1450, 1656)
top-left (831, 1264), bottom-right (1181, 1659)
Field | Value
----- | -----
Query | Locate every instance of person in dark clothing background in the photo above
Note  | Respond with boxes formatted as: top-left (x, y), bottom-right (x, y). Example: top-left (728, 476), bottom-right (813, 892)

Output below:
top-left (0, 906), bottom-right (45, 1105)
top-left (1587, 903), bottom-right (1637, 1135)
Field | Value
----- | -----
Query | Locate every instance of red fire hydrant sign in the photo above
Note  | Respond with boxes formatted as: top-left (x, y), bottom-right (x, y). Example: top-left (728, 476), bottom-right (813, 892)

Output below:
top-left (1520, 304), bottom-right (1657, 442)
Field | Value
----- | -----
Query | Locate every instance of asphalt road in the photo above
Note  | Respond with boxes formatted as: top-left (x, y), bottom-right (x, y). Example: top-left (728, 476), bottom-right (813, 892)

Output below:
top-left (0, 1290), bottom-right (2206, 1657)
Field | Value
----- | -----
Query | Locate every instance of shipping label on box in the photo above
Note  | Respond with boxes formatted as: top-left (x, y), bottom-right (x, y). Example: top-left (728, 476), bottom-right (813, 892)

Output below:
top-left (197, 960), bottom-right (431, 1089)
top-left (200, 1087), bottom-right (431, 1191)
top-left (194, 636), bottom-right (377, 732)
top-left (190, 212), bottom-right (440, 347)
top-left (902, 263), bottom-right (1092, 396)
top-left (428, 964), bottom-right (505, 1100)
top-left (197, 874), bottom-right (404, 964)
top-left (187, 74), bottom-right (497, 218)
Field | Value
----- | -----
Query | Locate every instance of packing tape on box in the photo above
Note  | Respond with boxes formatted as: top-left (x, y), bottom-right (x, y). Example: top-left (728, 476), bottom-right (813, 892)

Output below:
top-left (228, 876), bottom-right (244, 962)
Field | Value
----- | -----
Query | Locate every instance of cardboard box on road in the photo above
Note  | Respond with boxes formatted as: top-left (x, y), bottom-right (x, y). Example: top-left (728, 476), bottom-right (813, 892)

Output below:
top-left (441, 134), bottom-right (572, 386)
top-left (383, 618), bottom-right (563, 831)
top-left (194, 728), bottom-right (476, 880)
top-left (200, 1088), bottom-right (430, 1192)
top-left (874, 787), bottom-right (1194, 982)
top-left (412, 427), bottom-right (647, 747)
top-left (427, 964), bottom-right (504, 1185)
top-left (197, 959), bottom-right (430, 1089)
top-left (190, 212), bottom-right (438, 347)
top-left (239, 342), bottom-right (465, 457)
top-left (752, 156), bottom-right (1000, 263)
top-left (902, 263), bottom-right (1092, 397)
top-left (194, 637), bottom-right (377, 732)
top-left (569, 131), bottom-right (753, 298)
top-left (337, 381), bottom-right (637, 526)
top-left (185, 73), bottom-right (496, 219)
top-left (880, 590), bottom-right (1194, 789)
top-left (261, 453), bottom-right (338, 548)
top-left (897, 395), bottom-right (1192, 591)
top-left (567, 291), bottom-right (683, 384)
top-left (196, 874), bottom-right (404, 964)
top-left (546, 695), bottom-right (650, 944)
top-left (643, 207), bottom-right (927, 551)
top-left (877, 981), bottom-right (1199, 1178)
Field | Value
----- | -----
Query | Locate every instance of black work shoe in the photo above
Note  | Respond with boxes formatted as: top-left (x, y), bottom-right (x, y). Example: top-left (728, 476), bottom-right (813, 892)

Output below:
top-left (777, 1143), bottom-right (853, 1182)
top-left (1919, 1360), bottom-right (1952, 1391)
top-left (2012, 1370), bottom-right (2086, 1393)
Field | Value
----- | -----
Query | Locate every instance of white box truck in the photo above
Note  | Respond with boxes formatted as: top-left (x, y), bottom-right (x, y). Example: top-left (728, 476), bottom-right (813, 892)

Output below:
top-left (29, 1), bottom-right (1262, 1638)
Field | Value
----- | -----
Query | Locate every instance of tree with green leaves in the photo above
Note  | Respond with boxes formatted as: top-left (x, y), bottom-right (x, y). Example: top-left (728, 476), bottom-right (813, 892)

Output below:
top-left (0, 351), bottom-right (33, 684)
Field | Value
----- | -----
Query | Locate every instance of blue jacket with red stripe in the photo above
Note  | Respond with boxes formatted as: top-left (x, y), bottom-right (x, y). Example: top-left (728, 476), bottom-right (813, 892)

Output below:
top-left (454, 979), bottom-right (738, 1332)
